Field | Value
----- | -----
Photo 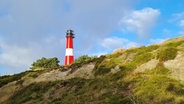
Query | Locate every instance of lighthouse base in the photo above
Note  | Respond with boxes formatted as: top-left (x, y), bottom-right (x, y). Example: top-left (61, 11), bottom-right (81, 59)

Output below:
top-left (65, 56), bottom-right (74, 65)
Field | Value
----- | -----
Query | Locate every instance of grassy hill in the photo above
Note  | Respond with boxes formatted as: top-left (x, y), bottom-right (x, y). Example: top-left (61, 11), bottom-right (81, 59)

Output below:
top-left (0, 36), bottom-right (184, 104)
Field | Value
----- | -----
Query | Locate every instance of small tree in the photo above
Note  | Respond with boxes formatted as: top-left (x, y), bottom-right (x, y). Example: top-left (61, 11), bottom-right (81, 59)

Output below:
top-left (74, 55), bottom-right (97, 64)
top-left (31, 57), bottom-right (60, 70)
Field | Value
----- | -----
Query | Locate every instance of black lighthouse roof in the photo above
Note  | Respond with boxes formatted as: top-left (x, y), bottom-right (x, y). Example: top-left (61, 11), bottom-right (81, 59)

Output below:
top-left (66, 29), bottom-right (75, 38)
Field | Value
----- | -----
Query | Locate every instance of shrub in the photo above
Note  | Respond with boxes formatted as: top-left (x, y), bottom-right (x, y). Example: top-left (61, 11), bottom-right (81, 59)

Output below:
top-left (105, 95), bottom-right (126, 104)
top-left (166, 82), bottom-right (184, 96)
top-left (146, 45), bottom-right (160, 52)
top-left (27, 72), bottom-right (41, 78)
top-left (0, 71), bottom-right (30, 88)
top-left (109, 64), bottom-right (135, 81)
top-left (137, 45), bottom-right (159, 54)
top-left (74, 55), bottom-right (97, 64)
top-left (150, 62), bottom-right (170, 75)
top-left (107, 51), bottom-right (123, 58)
top-left (133, 52), bottom-right (153, 66)
top-left (157, 47), bottom-right (178, 61)
top-left (123, 63), bottom-right (137, 70)
top-left (94, 64), bottom-right (111, 76)
top-left (165, 40), bottom-right (184, 47)
top-left (65, 78), bottom-right (86, 88)
top-left (93, 55), bottom-right (106, 75)
top-left (7, 81), bottom-right (61, 104)
top-left (30, 57), bottom-right (60, 70)
top-left (126, 46), bottom-right (157, 66)
top-left (93, 56), bottom-right (121, 76)
top-left (132, 75), bottom-right (176, 103)
top-left (127, 45), bottom-right (159, 56)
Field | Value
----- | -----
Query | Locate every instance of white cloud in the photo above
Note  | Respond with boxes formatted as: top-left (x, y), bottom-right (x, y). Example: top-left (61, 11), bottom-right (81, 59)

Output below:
top-left (120, 8), bottom-right (160, 39)
top-left (179, 20), bottom-right (184, 27)
top-left (0, 37), bottom-right (65, 74)
top-left (168, 12), bottom-right (184, 38)
top-left (171, 12), bottom-right (184, 27)
top-left (0, 0), bottom-right (133, 75)
top-left (0, 41), bottom-right (33, 70)
top-left (101, 37), bottom-right (139, 50)
top-left (0, 39), bottom-right (31, 71)
top-left (172, 12), bottom-right (184, 20)
top-left (149, 38), bottom-right (167, 44)
top-left (171, 12), bottom-right (184, 36)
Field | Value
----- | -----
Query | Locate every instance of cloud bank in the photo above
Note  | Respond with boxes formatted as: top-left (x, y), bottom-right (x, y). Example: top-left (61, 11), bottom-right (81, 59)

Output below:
top-left (101, 37), bottom-right (139, 50)
top-left (0, 0), bottom-right (132, 74)
top-left (120, 8), bottom-right (160, 39)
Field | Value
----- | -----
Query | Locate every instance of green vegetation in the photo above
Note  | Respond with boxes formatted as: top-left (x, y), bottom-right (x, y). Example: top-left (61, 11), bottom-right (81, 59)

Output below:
top-left (149, 62), bottom-right (170, 74)
top-left (107, 51), bottom-right (123, 58)
top-left (0, 71), bottom-right (29, 88)
top-left (164, 40), bottom-right (184, 47)
top-left (125, 45), bottom-right (159, 67)
top-left (157, 47), bottom-right (178, 61)
top-left (127, 64), bottom-right (184, 104)
top-left (26, 70), bottom-right (47, 78)
top-left (74, 55), bottom-right (97, 64)
top-left (93, 55), bottom-right (122, 76)
top-left (131, 74), bottom-right (184, 104)
top-left (30, 57), bottom-right (60, 70)
top-left (136, 45), bottom-right (159, 54)
top-left (146, 44), bottom-right (160, 52)
top-left (133, 52), bottom-right (153, 66)
top-left (7, 81), bottom-right (60, 104)
top-left (5, 64), bottom-right (184, 104)
top-left (126, 45), bottom-right (159, 55)
top-left (0, 70), bottom-right (47, 88)
top-left (1, 36), bottom-right (184, 104)
top-left (69, 55), bottom-right (97, 71)
top-left (6, 77), bottom-right (131, 104)
top-left (132, 75), bottom-right (183, 103)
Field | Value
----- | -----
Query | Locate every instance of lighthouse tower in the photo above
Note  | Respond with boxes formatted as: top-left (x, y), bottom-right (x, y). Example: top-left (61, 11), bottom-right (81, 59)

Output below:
top-left (65, 29), bottom-right (75, 65)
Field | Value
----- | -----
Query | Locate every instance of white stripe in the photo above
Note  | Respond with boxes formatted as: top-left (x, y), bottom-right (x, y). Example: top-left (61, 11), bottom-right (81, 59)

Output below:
top-left (65, 48), bottom-right (73, 56)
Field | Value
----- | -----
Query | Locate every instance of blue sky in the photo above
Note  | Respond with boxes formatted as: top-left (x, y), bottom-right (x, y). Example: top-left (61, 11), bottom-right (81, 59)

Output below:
top-left (0, 0), bottom-right (184, 75)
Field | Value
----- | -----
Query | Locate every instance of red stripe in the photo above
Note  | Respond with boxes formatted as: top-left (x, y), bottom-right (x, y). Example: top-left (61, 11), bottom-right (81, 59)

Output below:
top-left (66, 37), bottom-right (73, 48)
top-left (65, 36), bottom-right (74, 65)
top-left (65, 56), bottom-right (74, 65)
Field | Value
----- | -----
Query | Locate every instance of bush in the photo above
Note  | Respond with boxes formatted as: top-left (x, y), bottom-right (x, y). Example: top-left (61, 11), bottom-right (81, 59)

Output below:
top-left (133, 52), bottom-right (153, 66)
top-left (157, 47), bottom-right (178, 61)
top-left (132, 75), bottom-right (176, 103)
top-left (166, 83), bottom-right (184, 96)
top-left (165, 40), bottom-right (184, 47)
top-left (137, 45), bottom-right (159, 54)
top-left (150, 62), bottom-right (170, 75)
top-left (0, 71), bottom-right (29, 88)
top-left (74, 55), bottom-right (97, 64)
top-left (127, 45), bottom-right (159, 55)
top-left (94, 64), bottom-right (111, 76)
top-left (105, 95), bottom-right (126, 104)
top-left (107, 51), bottom-right (123, 58)
top-left (109, 64), bottom-right (134, 81)
top-left (30, 57), bottom-right (60, 70)
top-left (146, 44), bottom-right (160, 51)
top-left (7, 81), bottom-right (60, 104)
top-left (0, 75), bottom-right (21, 88)
top-left (93, 56), bottom-right (121, 76)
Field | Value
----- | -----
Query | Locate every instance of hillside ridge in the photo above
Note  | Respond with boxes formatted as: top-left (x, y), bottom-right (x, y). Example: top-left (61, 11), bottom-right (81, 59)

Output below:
top-left (0, 36), bottom-right (184, 104)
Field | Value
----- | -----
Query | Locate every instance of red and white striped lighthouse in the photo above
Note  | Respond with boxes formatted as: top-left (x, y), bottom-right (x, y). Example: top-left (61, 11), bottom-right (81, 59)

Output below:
top-left (64, 29), bottom-right (75, 65)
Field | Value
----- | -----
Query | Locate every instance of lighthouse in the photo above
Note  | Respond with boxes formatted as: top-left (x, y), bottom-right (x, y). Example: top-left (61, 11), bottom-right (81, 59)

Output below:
top-left (65, 29), bottom-right (75, 65)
